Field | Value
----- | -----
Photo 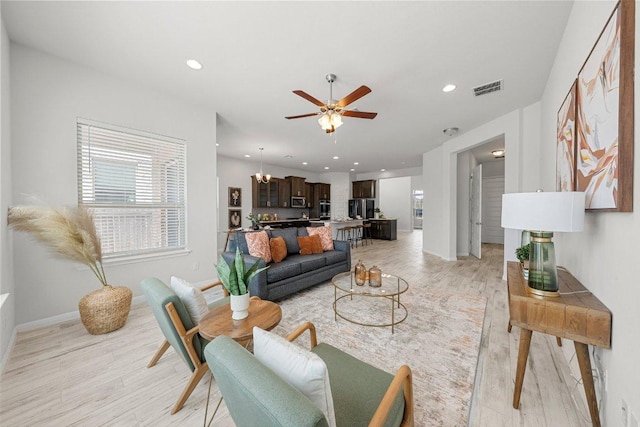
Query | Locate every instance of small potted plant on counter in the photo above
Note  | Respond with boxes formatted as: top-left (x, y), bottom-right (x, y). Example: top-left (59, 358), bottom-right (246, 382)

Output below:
top-left (247, 213), bottom-right (261, 230)
top-left (374, 208), bottom-right (382, 219)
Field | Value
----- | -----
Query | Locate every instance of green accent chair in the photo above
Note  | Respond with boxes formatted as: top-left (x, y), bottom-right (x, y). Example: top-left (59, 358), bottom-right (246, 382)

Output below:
top-left (141, 277), bottom-right (228, 414)
top-left (204, 322), bottom-right (414, 426)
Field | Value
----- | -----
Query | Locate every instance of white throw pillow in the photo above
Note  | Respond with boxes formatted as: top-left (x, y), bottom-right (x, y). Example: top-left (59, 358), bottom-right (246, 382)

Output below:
top-left (170, 276), bottom-right (209, 324)
top-left (253, 327), bottom-right (336, 427)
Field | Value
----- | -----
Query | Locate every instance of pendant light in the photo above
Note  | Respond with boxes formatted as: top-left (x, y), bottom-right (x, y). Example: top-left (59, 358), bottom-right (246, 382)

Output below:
top-left (255, 147), bottom-right (271, 184)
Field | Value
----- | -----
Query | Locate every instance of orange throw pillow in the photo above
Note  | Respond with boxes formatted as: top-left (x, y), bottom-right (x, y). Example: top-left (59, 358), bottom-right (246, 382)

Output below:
top-left (270, 236), bottom-right (288, 263)
top-left (297, 235), bottom-right (323, 255)
top-left (245, 231), bottom-right (272, 263)
top-left (306, 226), bottom-right (334, 251)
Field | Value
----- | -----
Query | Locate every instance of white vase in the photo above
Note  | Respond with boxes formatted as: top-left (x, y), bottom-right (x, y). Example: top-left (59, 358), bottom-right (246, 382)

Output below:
top-left (230, 293), bottom-right (250, 320)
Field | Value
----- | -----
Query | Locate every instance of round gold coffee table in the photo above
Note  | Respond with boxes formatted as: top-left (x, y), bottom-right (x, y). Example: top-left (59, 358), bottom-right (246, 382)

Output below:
top-left (331, 271), bottom-right (409, 333)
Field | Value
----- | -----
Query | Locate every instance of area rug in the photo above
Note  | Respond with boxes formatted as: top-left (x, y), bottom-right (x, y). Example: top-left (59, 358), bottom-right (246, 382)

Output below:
top-left (271, 281), bottom-right (487, 426)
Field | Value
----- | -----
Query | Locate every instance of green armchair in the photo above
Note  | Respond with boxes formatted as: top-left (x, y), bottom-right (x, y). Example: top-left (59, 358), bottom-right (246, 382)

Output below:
top-left (141, 277), bottom-right (227, 414)
top-left (204, 322), bottom-right (414, 426)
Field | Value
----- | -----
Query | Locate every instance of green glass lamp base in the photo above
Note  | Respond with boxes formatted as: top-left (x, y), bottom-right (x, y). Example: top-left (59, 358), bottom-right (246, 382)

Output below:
top-left (527, 231), bottom-right (560, 298)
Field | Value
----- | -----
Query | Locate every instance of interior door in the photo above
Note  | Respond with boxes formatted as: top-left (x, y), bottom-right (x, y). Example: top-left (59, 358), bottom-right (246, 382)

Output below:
top-left (470, 164), bottom-right (482, 259)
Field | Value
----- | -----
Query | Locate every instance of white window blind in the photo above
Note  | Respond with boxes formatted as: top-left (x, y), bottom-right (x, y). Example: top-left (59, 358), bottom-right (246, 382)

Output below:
top-left (77, 119), bottom-right (186, 258)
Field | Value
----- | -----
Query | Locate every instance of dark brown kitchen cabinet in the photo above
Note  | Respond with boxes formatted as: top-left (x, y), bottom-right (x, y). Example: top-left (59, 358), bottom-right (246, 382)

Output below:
top-left (305, 183), bottom-right (314, 208)
top-left (287, 176), bottom-right (306, 197)
top-left (252, 177), bottom-right (279, 208)
top-left (352, 180), bottom-right (376, 198)
top-left (315, 183), bottom-right (330, 200)
top-left (279, 177), bottom-right (291, 207)
top-left (369, 219), bottom-right (396, 240)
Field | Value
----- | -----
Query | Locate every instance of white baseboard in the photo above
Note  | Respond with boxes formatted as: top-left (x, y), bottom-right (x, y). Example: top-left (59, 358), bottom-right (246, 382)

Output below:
top-left (0, 327), bottom-right (17, 377)
top-left (457, 252), bottom-right (470, 257)
top-left (16, 294), bottom-right (148, 333)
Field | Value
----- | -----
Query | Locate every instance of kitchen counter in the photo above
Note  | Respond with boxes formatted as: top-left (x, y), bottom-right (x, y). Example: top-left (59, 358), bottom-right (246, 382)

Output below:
top-left (309, 219), bottom-right (364, 239)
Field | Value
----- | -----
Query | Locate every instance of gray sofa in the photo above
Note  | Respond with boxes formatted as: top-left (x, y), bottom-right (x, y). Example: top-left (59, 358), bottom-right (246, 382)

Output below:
top-left (224, 227), bottom-right (351, 301)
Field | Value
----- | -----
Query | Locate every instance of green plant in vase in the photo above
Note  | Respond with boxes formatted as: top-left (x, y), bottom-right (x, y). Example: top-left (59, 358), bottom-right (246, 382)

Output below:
top-left (215, 247), bottom-right (269, 319)
top-left (515, 243), bottom-right (530, 280)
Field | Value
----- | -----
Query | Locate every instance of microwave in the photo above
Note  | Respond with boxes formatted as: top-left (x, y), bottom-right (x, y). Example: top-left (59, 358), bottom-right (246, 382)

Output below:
top-left (291, 196), bottom-right (306, 208)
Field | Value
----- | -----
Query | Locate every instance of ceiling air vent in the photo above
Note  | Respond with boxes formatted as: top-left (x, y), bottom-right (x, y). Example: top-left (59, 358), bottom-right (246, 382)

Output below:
top-left (473, 79), bottom-right (503, 97)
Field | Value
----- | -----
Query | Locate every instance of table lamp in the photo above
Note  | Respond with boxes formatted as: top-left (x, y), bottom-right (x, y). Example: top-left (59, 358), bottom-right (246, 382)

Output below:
top-left (501, 191), bottom-right (585, 297)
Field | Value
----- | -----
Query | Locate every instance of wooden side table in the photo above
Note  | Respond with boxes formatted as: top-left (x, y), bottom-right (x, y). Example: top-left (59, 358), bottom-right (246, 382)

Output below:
top-left (507, 261), bottom-right (611, 427)
top-left (198, 297), bottom-right (282, 344)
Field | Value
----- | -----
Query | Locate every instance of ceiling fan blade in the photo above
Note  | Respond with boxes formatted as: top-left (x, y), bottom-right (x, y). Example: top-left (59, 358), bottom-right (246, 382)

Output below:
top-left (337, 85), bottom-right (372, 108)
top-left (285, 113), bottom-right (319, 119)
top-left (342, 110), bottom-right (378, 119)
top-left (293, 90), bottom-right (326, 107)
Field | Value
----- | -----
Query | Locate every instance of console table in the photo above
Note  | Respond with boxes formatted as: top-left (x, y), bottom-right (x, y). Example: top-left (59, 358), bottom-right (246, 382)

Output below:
top-left (507, 261), bottom-right (611, 427)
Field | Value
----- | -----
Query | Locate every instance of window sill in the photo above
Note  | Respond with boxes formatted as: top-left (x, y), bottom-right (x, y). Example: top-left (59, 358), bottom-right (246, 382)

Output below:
top-left (76, 248), bottom-right (192, 270)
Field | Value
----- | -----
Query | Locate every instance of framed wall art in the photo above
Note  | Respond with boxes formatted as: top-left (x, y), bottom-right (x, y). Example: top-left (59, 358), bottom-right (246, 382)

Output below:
top-left (228, 209), bottom-right (242, 229)
top-left (228, 187), bottom-right (241, 207)
top-left (575, 0), bottom-right (634, 211)
top-left (557, 80), bottom-right (577, 192)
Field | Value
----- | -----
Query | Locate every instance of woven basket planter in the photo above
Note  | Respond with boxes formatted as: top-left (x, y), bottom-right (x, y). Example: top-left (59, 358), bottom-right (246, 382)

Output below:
top-left (79, 285), bottom-right (133, 335)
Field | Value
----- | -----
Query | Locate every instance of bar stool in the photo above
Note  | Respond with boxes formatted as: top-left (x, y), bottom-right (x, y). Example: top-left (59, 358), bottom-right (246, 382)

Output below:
top-left (336, 226), bottom-right (349, 242)
top-left (362, 222), bottom-right (373, 245)
top-left (352, 225), bottom-right (363, 248)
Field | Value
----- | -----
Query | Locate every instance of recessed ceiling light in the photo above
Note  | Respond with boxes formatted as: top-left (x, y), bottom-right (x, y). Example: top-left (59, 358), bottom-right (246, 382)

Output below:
top-left (381, 169), bottom-right (386, 172)
top-left (442, 84), bottom-right (456, 92)
top-left (186, 59), bottom-right (203, 70)
top-left (302, 162), bottom-right (308, 165)
top-left (492, 149), bottom-right (505, 158)
top-left (244, 154), bottom-right (251, 158)
top-left (353, 162), bottom-right (359, 165)
top-left (216, 143), bottom-right (219, 147)
top-left (350, 168), bottom-right (355, 172)
top-left (333, 156), bottom-right (339, 160)
top-left (324, 166), bottom-right (330, 170)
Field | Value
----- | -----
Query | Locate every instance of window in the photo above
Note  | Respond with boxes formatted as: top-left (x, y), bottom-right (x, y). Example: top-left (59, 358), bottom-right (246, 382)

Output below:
top-left (77, 119), bottom-right (186, 259)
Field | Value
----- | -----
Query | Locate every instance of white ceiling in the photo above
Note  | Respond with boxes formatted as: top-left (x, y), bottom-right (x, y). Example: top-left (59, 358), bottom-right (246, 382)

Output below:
top-left (2, 1), bottom-right (573, 174)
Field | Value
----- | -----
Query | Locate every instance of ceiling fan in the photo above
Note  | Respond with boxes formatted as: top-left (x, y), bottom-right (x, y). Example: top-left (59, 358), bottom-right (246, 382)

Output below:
top-left (285, 74), bottom-right (377, 134)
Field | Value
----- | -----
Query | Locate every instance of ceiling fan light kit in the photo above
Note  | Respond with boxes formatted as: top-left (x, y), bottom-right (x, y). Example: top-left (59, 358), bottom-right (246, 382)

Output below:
top-left (286, 73), bottom-right (377, 134)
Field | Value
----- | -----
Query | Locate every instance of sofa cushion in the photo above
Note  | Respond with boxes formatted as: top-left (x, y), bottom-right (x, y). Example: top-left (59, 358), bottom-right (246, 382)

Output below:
top-left (297, 227), bottom-right (309, 237)
top-left (324, 250), bottom-right (348, 266)
top-left (270, 236), bottom-right (288, 263)
top-left (271, 228), bottom-right (300, 255)
top-left (267, 257), bottom-right (302, 282)
top-left (231, 231), bottom-right (249, 254)
top-left (170, 276), bottom-right (209, 324)
top-left (299, 254), bottom-right (327, 273)
top-left (307, 226), bottom-right (334, 251)
top-left (246, 231), bottom-right (272, 263)
top-left (253, 327), bottom-right (337, 427)
top-left (298, 235), bottom-right (323, 255)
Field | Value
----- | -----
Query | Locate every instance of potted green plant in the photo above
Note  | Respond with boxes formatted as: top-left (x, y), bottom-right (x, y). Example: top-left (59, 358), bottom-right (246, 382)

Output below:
top-left (374, 207), bottom-right (382, 219)
top-left (515, 243), bottom-right (530, 280)
top-left (8, 205), bottom-right (132, 335)
top-left (215, 247), bottom-right (268, 319)
top-left (247, 213), bottom-right (261, 230)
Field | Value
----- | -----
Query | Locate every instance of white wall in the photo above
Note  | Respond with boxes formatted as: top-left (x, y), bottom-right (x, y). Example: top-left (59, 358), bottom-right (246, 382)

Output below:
top-left (481, 159), bottom-right (505, 178)
top-left (540, 1), bottom-right (640, 424)
top-left (0, 11), bottom-right (15, 371)
top-left (10, 44), bottom-right (218, 325)
top-left (321, 172), bottom-right (350, 219)
top-left (423, 107), bottom-right (540, 262)
top-left (481, 177), bottom-right (505, 244)
top-left (378, 176), bottom-right (411, 231)
top-left (422, 145), bottom-right (443, 256)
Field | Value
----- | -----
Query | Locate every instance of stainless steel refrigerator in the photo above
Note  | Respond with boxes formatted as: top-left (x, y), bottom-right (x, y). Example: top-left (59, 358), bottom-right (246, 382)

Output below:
top-left (348, 199), bottom-right (375, 219)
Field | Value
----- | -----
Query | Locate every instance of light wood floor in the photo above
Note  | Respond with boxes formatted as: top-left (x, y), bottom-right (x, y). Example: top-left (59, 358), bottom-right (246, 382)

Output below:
top-left (0, 231), bottom-right (590, 426)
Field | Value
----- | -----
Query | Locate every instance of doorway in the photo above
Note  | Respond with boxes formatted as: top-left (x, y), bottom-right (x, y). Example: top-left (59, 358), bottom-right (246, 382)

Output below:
top-left (412, 190), bottom-right (423, 230)
top-left (469, 165), bottom-right (482, 259)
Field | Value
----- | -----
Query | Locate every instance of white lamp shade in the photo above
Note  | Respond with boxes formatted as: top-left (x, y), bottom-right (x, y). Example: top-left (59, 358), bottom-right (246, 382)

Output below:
top-left (501, 191), bottom-right (585, 232)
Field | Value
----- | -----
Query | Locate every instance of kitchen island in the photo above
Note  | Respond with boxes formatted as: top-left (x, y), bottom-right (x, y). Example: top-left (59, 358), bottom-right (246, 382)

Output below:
top-left (259, 218), bottom-right (316, 228)
top-left (309, 219), bottom-right (364, 240)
